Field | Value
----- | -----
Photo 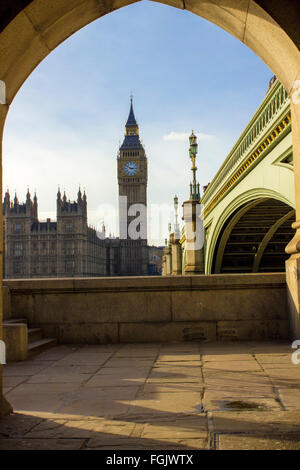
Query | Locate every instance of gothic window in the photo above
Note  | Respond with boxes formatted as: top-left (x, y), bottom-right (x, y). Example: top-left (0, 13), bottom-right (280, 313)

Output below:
top-left (15, 223), bottom-right (22, 233)
top-left (14, 242), bottom-right (23, 257)
top-left (65, 260), bottom-right (75, 273)
top-left (13, 262), bottom-right (22, 274)
top-left (66, 241), bottom-right (75, 255)
top-left (66, 221), bottom-right (73, 232)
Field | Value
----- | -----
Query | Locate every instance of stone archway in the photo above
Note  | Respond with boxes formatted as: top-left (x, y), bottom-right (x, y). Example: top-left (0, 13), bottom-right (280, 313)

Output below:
top-left (0, 0), bottom-right (300, 416)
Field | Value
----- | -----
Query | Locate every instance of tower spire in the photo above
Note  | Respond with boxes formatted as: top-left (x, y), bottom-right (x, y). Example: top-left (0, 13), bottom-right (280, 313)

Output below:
top-left (126, 95), bottom-right (138, 128)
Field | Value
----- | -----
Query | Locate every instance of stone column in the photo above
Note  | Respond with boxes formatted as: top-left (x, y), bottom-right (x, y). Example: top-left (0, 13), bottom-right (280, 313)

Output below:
top-left (163, 245), bottom-right (172, 275)
top-left (0, 105), bottom-right (13, 416)
top-left (182, 200), bottom-right (204, 275)
top-left (171, 236), bottom-right (182, 275)
top-left (286, 100), bottom-right (300, 339)
top-left (161, 255), bottom-right (167, 276)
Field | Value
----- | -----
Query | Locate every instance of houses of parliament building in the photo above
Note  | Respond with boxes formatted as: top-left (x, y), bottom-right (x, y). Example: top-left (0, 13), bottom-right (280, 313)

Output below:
top-left (3, 100), bottom-right (163, 279)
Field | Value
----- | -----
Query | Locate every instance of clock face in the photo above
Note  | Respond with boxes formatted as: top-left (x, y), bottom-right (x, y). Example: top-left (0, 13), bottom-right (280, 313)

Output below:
top-left (124, 161), bottom-right (138, 176)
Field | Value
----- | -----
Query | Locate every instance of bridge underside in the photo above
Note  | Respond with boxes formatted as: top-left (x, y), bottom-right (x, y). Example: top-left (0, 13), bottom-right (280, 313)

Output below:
top-left (212, 198), bottom-right (295, 274)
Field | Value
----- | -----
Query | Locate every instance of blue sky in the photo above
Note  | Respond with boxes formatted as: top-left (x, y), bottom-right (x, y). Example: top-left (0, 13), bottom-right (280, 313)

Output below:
top-left (3, 1), bottom-right (272, 244)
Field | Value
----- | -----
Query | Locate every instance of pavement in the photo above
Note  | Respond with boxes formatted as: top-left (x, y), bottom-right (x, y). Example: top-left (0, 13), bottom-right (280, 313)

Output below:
top-left (1, 341), bottom-right (300, 450)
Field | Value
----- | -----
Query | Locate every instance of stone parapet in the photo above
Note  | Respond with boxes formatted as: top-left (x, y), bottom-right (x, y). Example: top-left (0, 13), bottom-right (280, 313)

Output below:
top-left (3, 273), bottom-right (289, 343)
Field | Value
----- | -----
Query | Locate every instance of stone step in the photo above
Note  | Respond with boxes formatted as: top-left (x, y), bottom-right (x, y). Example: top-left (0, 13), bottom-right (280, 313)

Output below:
top-left (28, 328), bottom-right (43, 343)
top-left (28, 338), bottom-right (57, 358)
top-left (3, 318), bottom-right (27, 325)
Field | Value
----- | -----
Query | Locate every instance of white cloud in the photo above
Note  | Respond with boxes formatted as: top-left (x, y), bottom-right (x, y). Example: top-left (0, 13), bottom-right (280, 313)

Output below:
top-left (163, 131), bottom-right (215, 142)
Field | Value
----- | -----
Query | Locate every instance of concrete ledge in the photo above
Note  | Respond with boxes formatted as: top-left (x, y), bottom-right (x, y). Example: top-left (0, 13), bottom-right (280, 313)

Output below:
top-left (2, 323), bottom-right (28, 361)
top-left (4, 273), bottom-right (286, 293)
top-left (3, 273), bottom-right (289, 343)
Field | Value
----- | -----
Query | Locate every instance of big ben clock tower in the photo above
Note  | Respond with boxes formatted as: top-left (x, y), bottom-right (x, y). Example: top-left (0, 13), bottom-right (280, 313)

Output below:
top-left (117, 97), bottom-right (148, 275)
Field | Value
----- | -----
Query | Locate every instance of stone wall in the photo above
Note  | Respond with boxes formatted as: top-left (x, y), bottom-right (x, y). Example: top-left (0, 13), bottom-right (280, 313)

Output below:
top-left (3, 274), bottom-right (290, 343)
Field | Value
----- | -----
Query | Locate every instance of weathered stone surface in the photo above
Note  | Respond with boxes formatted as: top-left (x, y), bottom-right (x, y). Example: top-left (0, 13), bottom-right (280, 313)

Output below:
top-left (0, 438), bottom-right (85, 450)
top-left (203, 392), bottom-right (282, 411)
top-left (212, 411), bottom-right (300, 434)
top-left (3, 376), bottom-right (27, 388)
top-left (55, 352), bottom-right (112, 366)
top-left (204, 360), bottom-right (261, 372)
top-left (278, 388), bottom-right (300, 409)
top-left (142, 383), bottom-right (204, 393)
top-left (5, 382), bottom-right (81, 415)
top-left (55, 323), bottom-right (119, 344)
top-left (2, 323), bottom-right (28, 361)
top-left (2, 342), bottom-right (300, 450)
top-left (158, 354), bottom-right (200, 362)
top-left (31, 345), bottom-right (79, 361)
top-left (120, 322), bottom-right (217, 343)
top-left (130, 391), bottom-right (203, 415)
top-left (26, 418), bottom-right (107, 438)
top-left (57, 386), bottom-right (139, 417)
top-left (0, 413), bottom-right (43, 437)
top-left (103, 358), bottom-right (154, 368)
top-left (27, 365), bottom-right (100, 384)
top-left (218, 434), bottom-right (300, 450)
top-left (3, 362), bottom-right (53, 377)
top-left (141, 415), bottom-right (207, 439)
top-left (85, 373), bottom-right (147, 388)
top-left (217, 320), bottom-right (289, 341)
top-left (5, 274), bottom-right (289, 345)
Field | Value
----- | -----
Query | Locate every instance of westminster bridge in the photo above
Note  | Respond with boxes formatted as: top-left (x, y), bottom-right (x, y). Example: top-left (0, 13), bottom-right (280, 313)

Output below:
top-left (182, 79), bottom-right (294, 275)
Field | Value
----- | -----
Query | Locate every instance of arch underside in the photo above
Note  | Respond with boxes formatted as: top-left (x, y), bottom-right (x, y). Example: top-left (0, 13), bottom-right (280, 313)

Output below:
top-left (212, 198), bottom-right (295, 273)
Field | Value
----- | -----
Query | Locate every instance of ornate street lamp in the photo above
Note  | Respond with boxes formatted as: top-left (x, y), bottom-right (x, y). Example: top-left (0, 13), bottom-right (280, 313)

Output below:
top-left (174, 194), bottom-right (180, 239)
top-left (189, 131), bottom-right (200, 201)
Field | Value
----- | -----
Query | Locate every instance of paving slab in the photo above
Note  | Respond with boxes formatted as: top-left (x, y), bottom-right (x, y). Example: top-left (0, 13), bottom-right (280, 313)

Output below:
top-left (26, 366), bottom-right (97, 384)
top-left (0, 438), bottom-right (85, 450)
top-left (142, 383), bottom-right (204, 393)
top-left (96, 367), bottom-right (151, 376)
top-left (55, 352), bottom-right (113, 366)
top-left (85, 374), bottom-right (147, 388)
top-left (3, 376), bottom-right (28, 387)
top-left (203, 361), bottom-right (261, 372)
top-left (31, 345), bottom-right (79, 361)
top-left (57, 386), bottom-right (140, 418)
top-left (0, 413), bottom-right (43, 437)
top-left (203, 354), bottom-right (255, 362)
top-left (104, 358), bottom-right (155, 368)
top-left (26, 418), bottom-right (116, 438)
top-left (218, 434), bottom-right (300, 450)
top-left (1, 342), bottom-right (300, 450)
top-left (211, 411), bottom-right (300, 434)
top-left (3, 363), bottom-right (53, 376)
top-left (141, 415), bottom-right (207, 439)
top-left (5, 383), bottom-right (81, 415)
top-left (130, 391), bottom-right (203, 415)
top-left (158, 354), bottom-right (200, 362)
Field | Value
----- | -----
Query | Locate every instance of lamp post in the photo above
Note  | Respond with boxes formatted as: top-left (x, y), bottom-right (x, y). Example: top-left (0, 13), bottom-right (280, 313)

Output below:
top-left (189, 131), bottom-right (200, 201)
top-left (174, 194), bottom-right (180, 240)
top-left (181, 131), bottom-right (205, 275)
